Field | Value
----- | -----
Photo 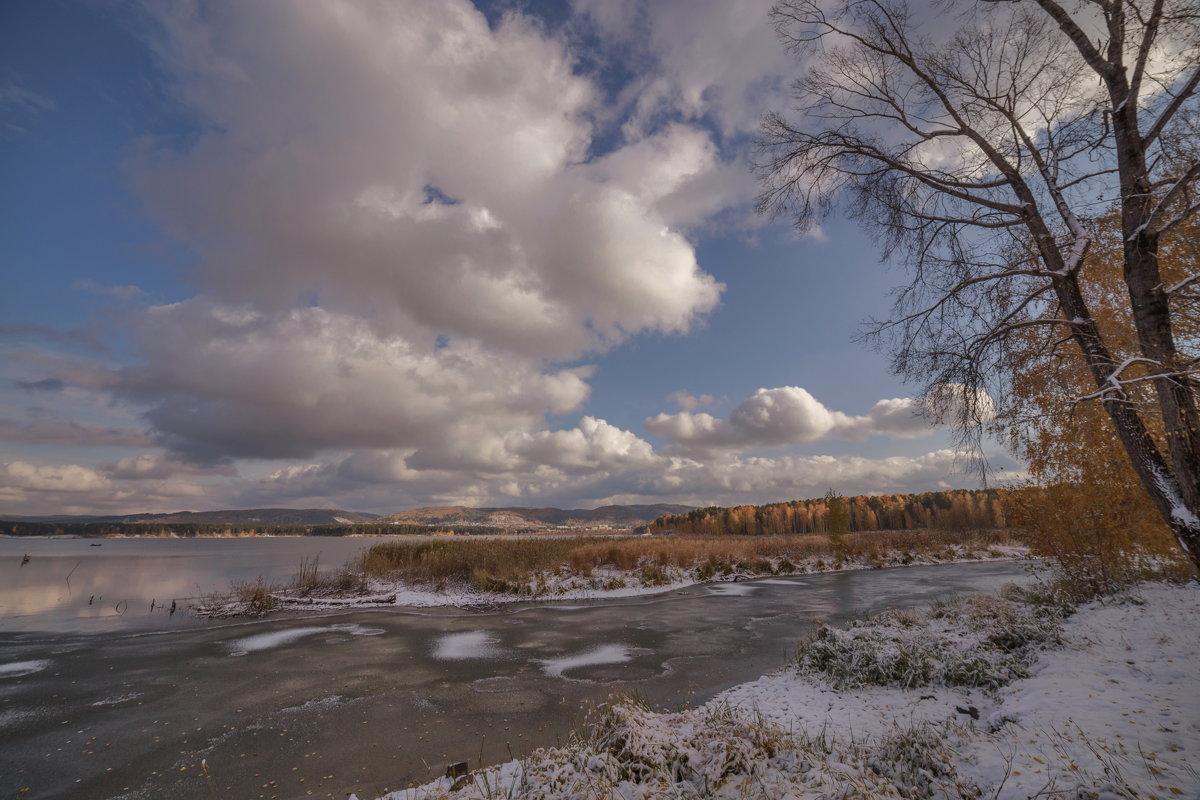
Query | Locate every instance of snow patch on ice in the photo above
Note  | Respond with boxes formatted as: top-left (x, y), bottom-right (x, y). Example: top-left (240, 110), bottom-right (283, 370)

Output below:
top-left (0, 659), bottom-right (50, 677)
top-left (706, 583), bottom-right (758, 596)
top-left (91, 691), bottom-right (142, 707)
top-left (432, 631), bottom-right (500, 661)
top-left (226, 623), bottom-right (384, 656)
top-left (228, 626), bottom-right (327, 656)
top-left (538, 644), bottom-right (634, 678)
top-left (282, 695), bottom-right (344, 714)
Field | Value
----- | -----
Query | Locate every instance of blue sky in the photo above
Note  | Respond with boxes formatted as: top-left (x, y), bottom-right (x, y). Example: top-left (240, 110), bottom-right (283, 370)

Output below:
top-left (0, 0), bottom-right (1010, 515)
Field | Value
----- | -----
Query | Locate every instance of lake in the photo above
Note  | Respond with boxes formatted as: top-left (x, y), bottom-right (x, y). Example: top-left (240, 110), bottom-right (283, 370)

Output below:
top-left (0, 537), bottom-right (1034, 800)
top-left (0, 535), bottom-right (422, 633)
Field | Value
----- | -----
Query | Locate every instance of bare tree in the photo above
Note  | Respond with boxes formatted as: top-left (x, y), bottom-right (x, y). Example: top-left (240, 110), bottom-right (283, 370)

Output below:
top-left (757, 0), bottom-right (1200, 568)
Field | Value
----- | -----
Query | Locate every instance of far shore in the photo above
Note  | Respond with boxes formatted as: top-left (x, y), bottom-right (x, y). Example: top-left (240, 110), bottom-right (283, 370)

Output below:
top-left (198, 528), bottom-right (1028, 618)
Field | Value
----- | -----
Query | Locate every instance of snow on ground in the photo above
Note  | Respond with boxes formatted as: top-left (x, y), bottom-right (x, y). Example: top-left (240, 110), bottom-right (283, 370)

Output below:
top-left (958, 583), bottom-right (1200, 797)
top-left (362, 581), bottom-right (1198, 800)
top-left (0, 659), bottom-right (51, 677)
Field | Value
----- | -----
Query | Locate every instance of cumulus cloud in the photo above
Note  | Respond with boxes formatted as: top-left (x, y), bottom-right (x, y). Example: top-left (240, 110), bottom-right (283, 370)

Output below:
top-left (0, 1), bottom-right (1004, 517)
top-left (228, 444), bottom-right (981, 513)
top-left (666, 390), bottom-right (715, 412)
top-left (627, 449), bottom-right (966, 506)
top-left (0, 456), bottom-right (222, 516)
top-left (132, 0), bottom-right (723, 362)
top-left (2, 461), bottom-right (110, 493)
top-left (646, 386), bottom-right (967, 456)
top-left (510, 417), bottom-right (660, 473)
top-left (573, 0), bottom-right (790, 140)
top-left (17, 0), bottom-right (754, 478)
top-left (97, 300), bottom-right (591, 462)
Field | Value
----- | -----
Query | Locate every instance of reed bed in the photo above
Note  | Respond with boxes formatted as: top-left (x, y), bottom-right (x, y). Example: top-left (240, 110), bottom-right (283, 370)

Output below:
top-left (354, 528), bottom-right (1017, 594)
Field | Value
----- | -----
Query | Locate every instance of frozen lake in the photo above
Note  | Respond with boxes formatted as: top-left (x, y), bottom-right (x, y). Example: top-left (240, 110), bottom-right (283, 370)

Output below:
top-left (0, 547), bottom-right (1033, 800)
top-left (0, 535), bottom-right (426, 633)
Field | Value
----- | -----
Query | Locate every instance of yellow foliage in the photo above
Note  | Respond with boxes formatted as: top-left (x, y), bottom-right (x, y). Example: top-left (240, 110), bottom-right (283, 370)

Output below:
top-left (1000, 209), bottom-right (1198, 585)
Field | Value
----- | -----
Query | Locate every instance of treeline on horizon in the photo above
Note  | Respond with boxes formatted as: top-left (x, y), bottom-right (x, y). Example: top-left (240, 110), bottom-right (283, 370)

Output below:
top-left (0, 520), bottom-right (507, 538)
top-left (647, 489), bottom-right (1007, 536)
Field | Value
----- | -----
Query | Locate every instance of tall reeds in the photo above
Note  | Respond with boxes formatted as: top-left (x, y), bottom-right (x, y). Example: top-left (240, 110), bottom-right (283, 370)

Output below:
top-left (355, 529), bottom-right (1015, 593)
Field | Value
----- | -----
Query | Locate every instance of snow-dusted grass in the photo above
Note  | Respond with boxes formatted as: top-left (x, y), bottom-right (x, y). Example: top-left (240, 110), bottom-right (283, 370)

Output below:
top-left (793, 591), bottom-right (1067, 690)
top-left (362, 580), bottom-right (1198, 800)
top-left (196, 530), bottom-right (1025, 617)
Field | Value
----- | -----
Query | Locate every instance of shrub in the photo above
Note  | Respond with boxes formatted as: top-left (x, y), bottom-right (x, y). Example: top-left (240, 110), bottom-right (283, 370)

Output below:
top-left (1008, 481), bottom-right (1192, 593)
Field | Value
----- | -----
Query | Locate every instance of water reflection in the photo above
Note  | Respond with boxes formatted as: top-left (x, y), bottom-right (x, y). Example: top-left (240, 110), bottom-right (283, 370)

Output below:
top-left (0, 536), bottom-right (399, 632)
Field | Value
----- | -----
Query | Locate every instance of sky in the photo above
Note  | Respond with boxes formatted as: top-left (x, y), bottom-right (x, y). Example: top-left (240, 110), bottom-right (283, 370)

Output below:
top-left (0, 0), bottom-right (1019, 516)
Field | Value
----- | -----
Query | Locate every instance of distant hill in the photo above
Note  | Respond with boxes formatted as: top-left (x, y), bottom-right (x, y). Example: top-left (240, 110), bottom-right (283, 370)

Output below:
top-left (8, 508), bottom-right (379, 525)
top-left (378, 504), bottom-right (693, 529)
top-left (2, 504), bottom-right (689, 531)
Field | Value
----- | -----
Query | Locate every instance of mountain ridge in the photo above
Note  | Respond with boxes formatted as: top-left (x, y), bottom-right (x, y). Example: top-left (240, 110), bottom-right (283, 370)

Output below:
top-left (377, 504), bottom-right (694, 528)
top-left (4, 504), bottom-right (693, 528)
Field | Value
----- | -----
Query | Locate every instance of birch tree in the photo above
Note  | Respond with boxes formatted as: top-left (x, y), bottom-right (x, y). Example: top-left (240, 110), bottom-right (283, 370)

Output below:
top-left (758, 0), bottom-right (1200, 567)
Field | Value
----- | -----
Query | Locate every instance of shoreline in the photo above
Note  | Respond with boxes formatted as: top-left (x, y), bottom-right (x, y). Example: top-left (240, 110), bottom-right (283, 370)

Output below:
top-left (199, 543), bottom-right (1030, 618)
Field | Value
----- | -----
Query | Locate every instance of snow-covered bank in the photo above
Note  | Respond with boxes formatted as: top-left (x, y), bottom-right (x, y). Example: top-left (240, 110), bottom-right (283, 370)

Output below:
top-left (198, 543), bottom-right (1026, 617)
top-left (364, 581), bottom-right (1198, 800)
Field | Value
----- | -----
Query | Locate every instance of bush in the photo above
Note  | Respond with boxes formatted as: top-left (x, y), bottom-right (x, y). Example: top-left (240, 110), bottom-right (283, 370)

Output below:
top-left (1008, 481), bottom-right (1191, 593)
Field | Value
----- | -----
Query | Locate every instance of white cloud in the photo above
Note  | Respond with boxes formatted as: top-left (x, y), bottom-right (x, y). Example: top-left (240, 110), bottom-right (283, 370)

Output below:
top-left (666, 390), bottom-right (715, 412)
top-left (0, 1), bottom-right (1008, 518)
top-left (132, 0), bottom-right (723, 362)
top-left (646, 386), bottom-right (952, 456)
top-left (2, 461), bottom-right (110, 493)
top-left (511, 417), bottom-right (660, 472)
top-left (229, 445), bottom-right (980, 512)
top-left (573, 0), bottom-right (790, 139)
top-left (104, 300), bottom-right (591, 462)
top-left (629, 449), bottom-right (967, 506)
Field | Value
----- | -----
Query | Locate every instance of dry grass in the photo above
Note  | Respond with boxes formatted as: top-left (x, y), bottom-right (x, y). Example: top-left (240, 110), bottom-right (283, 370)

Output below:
top-left (231, 577), bottom-right (278, 613)
top-left (356, 528), bottom-right (1017, 594)
top-left (288, 554), bottom-right (370, 597)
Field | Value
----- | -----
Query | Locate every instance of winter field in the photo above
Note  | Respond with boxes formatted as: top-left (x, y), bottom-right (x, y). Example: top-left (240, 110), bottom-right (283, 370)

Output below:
top-left (357, 580), bottom-right (1198, 800)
